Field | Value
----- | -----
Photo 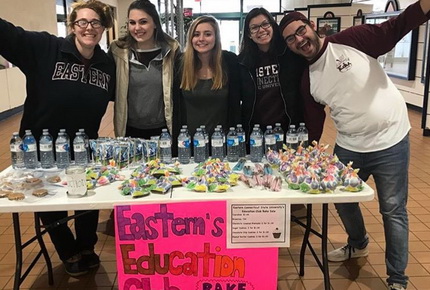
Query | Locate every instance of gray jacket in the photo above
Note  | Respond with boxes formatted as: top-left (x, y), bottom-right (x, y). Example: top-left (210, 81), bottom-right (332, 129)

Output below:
top-left (109, 33), bottom-right (180, 136)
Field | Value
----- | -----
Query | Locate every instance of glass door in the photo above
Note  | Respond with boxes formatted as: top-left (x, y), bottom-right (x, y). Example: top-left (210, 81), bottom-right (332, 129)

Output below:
top-left (219, 19), bottom-right (240, 54)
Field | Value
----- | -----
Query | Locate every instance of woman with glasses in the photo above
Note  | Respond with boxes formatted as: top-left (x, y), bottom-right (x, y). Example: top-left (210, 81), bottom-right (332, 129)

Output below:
top-left (239, 7), bottom-right (307, 147)
top-left (172, 15), bottom-right (241, 144)
top-left (0, 0), bottom-right (114, 277)
top-left (109, 0), bottom-right (180, 139)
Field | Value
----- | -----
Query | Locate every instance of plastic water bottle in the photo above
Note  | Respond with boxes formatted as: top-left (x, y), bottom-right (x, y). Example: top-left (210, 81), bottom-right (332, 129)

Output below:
top-left (254, 124), bottom-right (264, 144)
top-left (200, 125), bottom-right (210, 160)
top-left (236, 124), bottom-right (246, 157)
top-left (193, 128), bottom-right (206, 163)
top-left (10, 132), bottom-right (24, 169)
top-left (264, 125), bottom-right (276, 154)
top-left (22, 129), bottom-right (38, 169)
top-left (286, 125), bottom-right (299, 150)
top-left (216, 125), bottom-right (226, 159)
top-left (177, 128), bottom-right (191, 164)
top-left (39, 129), bottom-right (55, 169)
top-left (181, 125), bottom-right (189, 137)
top-left (226, 127), bottom-right (239, 162)
top-left (78, 128), bottom-right (90, 162)
top-left (211, 128), bottom-right (224, 160)
top-left (159, 128), bottom-right (172, 164)
top-left (60, 128), bottom-right (71, 160)
top-left (274, 123), bottom-right (284, 152)
top-left (297, 122), bottom-right (309, 148)
top-left (73, 132), bottom-right (88, 166)
top-left (56, 131), bottom-right (70, 169)
top-left (250, 127), bottom-right (263, 163)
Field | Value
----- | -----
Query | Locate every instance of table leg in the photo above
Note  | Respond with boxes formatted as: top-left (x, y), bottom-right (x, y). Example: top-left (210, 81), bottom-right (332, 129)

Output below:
top-left (12, 213), bottom-right (55, 290)
top-left (322, 204), bottom-right (330, 290)
top-left (293, 204), bottom-right (332, 290)
top-left (299, 204), bottom-right (313, 276)
top-left (12, 213), bottom-right (22, 290)
top-left (34, 213), bottom-right (54, 285)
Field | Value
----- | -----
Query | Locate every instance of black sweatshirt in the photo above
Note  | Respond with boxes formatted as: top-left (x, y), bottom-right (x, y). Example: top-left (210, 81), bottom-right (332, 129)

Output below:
top-left (0, 18), bottom-right (115, 142)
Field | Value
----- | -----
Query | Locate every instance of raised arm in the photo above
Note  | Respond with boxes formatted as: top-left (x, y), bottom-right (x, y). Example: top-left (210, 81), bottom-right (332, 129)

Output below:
top-left (329, 1), bottom-right (429, 59)
top-left (0, 18), bottom-right (52, 71)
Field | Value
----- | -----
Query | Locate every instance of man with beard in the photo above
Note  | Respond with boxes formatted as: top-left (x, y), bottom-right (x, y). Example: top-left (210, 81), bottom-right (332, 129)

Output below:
top-left (279, 1), bottom-right (430, 290)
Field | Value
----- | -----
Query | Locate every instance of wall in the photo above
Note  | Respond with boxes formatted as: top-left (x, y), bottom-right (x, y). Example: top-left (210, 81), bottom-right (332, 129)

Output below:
top-left (391, 0), bottom-right (426, 109)
top-left (308, 3), bottom-right (373, 29)
top-left (283, 0), bottom-right (351, 11)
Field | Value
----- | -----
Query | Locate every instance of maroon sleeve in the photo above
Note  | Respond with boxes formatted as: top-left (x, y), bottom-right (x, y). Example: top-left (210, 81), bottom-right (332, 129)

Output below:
top-left (328, 1), bottom-right (429, 59)
top-left (301, 67), bottom-right (326, 142)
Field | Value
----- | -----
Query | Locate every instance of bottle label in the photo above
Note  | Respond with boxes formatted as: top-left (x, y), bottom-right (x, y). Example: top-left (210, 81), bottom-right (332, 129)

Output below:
top-left (56, 144), bottom-right (69, 152)
top-left (250, 138), bottom-right (263, 147)
top-left (74, 144), bottom-right (86, 152)
top-left (40, 143), bottom-right (53, 151)
top-left (265, 136), bottom-right (276, 145)
top-left (287, 136), bottom-right (299, 143)
top-left (10, 144), bottom-right (22, 152)
top-left (238, 135), bottom-right (246, 142)
top-left (178, 139), bottom-right (190, 148)
top-left (160, 140), bottom-right (171, 148)
top-left (227, 137), bottom-right (239, 147)
top-left (194, 139), bottom-right (204, 148)
top-left (275, 134), bottom-right (284, 142)
top-left (24, 144), bottom-right (37, 152)
top-left (211, 139), bottom-right (223, 147)
top-left (302, 134), bottom-right (309, 142)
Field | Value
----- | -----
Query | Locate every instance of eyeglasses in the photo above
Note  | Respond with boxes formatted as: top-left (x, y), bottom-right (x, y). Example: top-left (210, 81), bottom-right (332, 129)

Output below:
top-left (249, 21), bottom-right (271, 34)
top-left (284, 25), bottom-right (307, 44)
top-left (74, 19), bottom-right (103, 29)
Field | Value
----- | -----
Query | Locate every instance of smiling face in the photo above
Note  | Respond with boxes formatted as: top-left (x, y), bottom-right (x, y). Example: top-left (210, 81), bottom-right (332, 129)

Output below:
top-left (72, 8), bottom-right (105, 58)
top-left (249, 14), bottom-right (273, 52)
top-left (191, 22), bottom-right (216, 56)
top-left (282, 20), bottom-right (322, 61)
top-left (128, 9), bottom-right (156, 49)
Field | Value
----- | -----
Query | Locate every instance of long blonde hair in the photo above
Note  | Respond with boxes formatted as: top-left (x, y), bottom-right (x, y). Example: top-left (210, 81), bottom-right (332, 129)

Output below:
top-left (181, 15), bottom-right (225, 91)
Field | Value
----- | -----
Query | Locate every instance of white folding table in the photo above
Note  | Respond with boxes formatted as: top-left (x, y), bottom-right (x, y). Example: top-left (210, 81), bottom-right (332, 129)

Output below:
top-left (0, 165), bottom-right (374, 290)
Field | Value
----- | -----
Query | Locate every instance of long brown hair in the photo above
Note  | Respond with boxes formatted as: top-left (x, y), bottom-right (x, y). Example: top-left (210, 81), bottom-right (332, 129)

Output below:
top-left (115, 0), bottom-right (167, 49)
top-left (181, 15), bottom-right (225, 91)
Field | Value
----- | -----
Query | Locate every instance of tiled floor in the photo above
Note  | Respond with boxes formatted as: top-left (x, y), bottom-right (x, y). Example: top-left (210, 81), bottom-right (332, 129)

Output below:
top-left (0, 103), bottom-right (430, 289)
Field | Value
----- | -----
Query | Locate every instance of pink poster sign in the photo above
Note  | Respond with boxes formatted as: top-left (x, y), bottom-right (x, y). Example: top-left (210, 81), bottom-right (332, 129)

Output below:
top-left (115, 201), bottom-right (278, 290)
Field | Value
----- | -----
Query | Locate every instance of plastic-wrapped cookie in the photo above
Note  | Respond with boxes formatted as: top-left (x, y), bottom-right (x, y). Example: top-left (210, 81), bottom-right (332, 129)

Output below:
top-left (1, 182), bottom-right (14, 191)
top-left (46, 176), bottom-right (61, 183)
top-left (25, 177), bottom-right (42, 186)
top-left (32, 188), bottom-right (48, 197)
top-left (8, 192), bottom-right (25, 201)
top-left (0, 190), bottom-right (9, 198)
